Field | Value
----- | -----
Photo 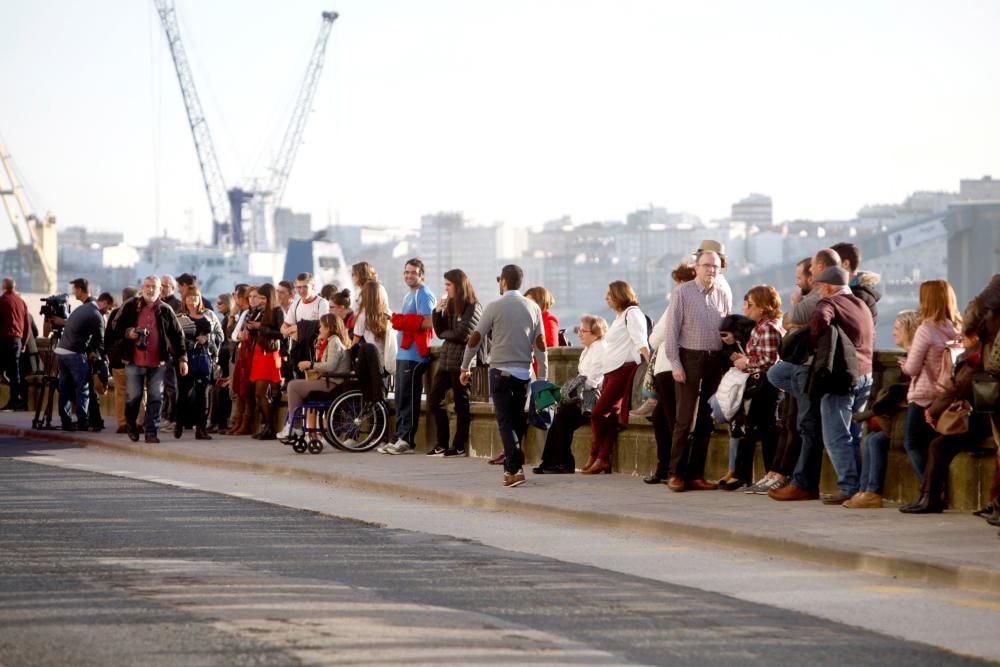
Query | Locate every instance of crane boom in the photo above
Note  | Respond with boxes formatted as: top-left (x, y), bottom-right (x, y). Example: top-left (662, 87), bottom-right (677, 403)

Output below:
top-left (267, 11), bottom-right (338, 209)
top-left (152, 0), bottom-right (231, 246)
top-left (0, 142), bottom-right (58, 294)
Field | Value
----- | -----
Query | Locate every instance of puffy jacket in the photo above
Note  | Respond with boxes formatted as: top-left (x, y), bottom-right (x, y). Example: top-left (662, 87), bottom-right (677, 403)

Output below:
top-left (850, 271), bottom-right (882, 327)
top-left (900, 320), bottom-right (961, 407)
top-left (432, 301), bottom-right (482, 372)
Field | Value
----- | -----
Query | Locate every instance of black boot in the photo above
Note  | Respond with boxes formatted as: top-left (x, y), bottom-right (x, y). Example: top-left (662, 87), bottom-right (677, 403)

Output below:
top-left (899, 492), bottom-right (944, 514)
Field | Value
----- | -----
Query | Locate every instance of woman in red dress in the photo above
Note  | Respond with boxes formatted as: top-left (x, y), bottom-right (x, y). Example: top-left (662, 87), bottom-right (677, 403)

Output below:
top-left (226, 286), bottom-right (259, 436)
top-left (247, 283), bottom-right (284, 440)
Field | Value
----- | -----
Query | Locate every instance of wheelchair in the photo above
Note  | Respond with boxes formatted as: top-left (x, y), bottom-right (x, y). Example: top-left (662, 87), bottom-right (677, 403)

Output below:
top-left (281, 371), bottom-right (389, 454)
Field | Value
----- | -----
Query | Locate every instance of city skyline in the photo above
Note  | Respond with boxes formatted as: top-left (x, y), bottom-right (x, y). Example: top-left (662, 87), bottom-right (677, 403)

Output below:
top-left (2, 0), bottom-right (999, 249)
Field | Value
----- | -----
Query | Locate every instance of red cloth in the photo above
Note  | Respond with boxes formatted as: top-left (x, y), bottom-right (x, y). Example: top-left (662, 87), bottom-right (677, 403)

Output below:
top-left (133, 301), bottom-right (161, 368)
top-left (250, 345), bottom-right (282, 383)
top-left (391, 313), bottom-right (431, 356)
top-left (541, 311), bottom-right (560, 348)
top-left (0, 292), bottom-right (30, 342)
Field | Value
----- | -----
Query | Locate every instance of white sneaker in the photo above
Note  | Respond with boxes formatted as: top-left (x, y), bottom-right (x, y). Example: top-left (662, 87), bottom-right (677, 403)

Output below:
top-left (277, 423), bottom-right (291, 440)
top-left (341, 438), bottom-right (359, 449)
top-left (375, 439), bottom-right (395, 454)
top-left (386, 440), bottom-right (413, 455)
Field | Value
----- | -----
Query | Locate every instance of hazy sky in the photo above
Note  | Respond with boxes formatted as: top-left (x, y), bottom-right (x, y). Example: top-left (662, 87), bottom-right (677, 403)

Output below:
top-left (2, 0), bottom-right (998, 248)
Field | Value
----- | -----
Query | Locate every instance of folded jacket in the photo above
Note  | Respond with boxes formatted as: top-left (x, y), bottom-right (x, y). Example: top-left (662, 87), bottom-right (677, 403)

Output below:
top-left (391, 313), bottom-right (432, 357)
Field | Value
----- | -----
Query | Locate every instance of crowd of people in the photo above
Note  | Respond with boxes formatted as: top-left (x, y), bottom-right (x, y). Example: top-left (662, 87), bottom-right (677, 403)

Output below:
top-left (1, 242), bottom-right (998, 529)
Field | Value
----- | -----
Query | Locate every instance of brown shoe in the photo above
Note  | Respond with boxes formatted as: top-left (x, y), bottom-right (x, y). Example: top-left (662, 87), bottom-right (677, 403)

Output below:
top-left (843, 492), bottom-right (883, 509)
top-left (768, 484), bottom-right (819, 501)
top-left (687, 478), bottom-right (719, 491)
top-left (666, 476), bottom-right (686, 492)
top-left (821, 492), bottom-right (852, 505)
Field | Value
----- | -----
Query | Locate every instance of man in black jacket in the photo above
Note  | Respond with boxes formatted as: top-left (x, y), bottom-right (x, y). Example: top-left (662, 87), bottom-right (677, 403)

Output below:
top-left (50, 278), bottom-right (105, 431)
top-left (107, 275), bottom-right (187, 443)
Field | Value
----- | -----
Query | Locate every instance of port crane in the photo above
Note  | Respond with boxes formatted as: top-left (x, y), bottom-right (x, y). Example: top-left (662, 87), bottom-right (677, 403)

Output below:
top-left (152, 1), bottom-right (338, 250)
top-left (0, 142), bottom-right (57, 294)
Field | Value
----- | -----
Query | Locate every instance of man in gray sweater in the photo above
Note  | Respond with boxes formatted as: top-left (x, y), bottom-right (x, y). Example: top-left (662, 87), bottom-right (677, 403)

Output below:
top-left (460, 264), bottom-right (548, 488)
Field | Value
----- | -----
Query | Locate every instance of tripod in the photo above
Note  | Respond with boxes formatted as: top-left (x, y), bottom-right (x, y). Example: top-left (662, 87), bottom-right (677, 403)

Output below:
top-left (32, 330), bottom-right (62, 430)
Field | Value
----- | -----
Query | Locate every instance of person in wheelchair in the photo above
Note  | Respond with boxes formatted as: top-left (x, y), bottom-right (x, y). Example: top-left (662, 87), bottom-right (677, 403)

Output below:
top-left (278, 313), bottom-right (351, 440)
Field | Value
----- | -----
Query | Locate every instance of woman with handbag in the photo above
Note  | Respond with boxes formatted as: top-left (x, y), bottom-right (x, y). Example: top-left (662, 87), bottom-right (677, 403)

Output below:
top-left (533, 314), bottom-right (607, 474)
top-left (899, 280), bottom-right (963, 485)
top-left (719, 286), bottom-right (785, 490)
top-left (583, 282), bottom-right (649, 475)
top-left (278, 313), bottom-right (352, 440)
top-left (174, 287), bottom-right (223, 440)
top-left (246, 283), bottom-right (284, 440)
top-left (900, 331), bottom-right (990, 513)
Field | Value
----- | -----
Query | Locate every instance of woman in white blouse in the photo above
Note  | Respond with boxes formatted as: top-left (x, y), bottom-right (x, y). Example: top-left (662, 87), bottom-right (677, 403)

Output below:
top-left (582, 281), bottom-right (650, 475)
top-left (533, 315), bottom-right (608, 474)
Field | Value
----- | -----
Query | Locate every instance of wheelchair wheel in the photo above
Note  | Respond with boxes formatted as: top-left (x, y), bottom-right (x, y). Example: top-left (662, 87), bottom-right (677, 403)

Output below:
top-left (324, 390), bottom-right (388, 452)
top-left (291, 436), bottom-right (308, 454)
top-left (307, 438), bottom-right (324, 454)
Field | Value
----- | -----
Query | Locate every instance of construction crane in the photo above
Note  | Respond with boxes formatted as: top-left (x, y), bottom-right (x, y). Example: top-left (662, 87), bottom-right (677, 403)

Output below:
top-left (152, 1), bottom-right (338, 250)
top-left (0, 143), bottom-right (57, 294)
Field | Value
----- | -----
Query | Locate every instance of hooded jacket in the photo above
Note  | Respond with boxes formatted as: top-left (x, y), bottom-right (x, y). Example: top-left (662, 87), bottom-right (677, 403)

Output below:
top-left (850, 271), bottom-right (882, 327)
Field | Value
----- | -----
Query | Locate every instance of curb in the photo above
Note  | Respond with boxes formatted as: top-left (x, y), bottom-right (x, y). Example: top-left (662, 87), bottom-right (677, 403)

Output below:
top-left (3, 424), bottom-right (999, 598)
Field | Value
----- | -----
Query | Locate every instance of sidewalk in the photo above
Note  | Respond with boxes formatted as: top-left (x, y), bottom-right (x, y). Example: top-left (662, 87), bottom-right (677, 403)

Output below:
top-left (2, 412), bottom-right (998, 597)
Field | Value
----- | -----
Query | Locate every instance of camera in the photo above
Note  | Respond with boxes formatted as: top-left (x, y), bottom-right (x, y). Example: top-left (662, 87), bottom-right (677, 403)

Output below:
top-left (40, 293), bottom-right (71, 321)
top-left (135, 328), bottom-right (150, 351)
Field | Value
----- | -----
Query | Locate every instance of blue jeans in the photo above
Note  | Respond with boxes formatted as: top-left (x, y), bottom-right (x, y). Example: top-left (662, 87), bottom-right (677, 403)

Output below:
top-left (126, 365), bottom-right (165, 436)
top-left (860, 430), bottom-right (890, 493)
top-left (490, 369), bottom-right (529, 474)
top-left (769, 361), bottom-right (823, 492)
top-left (57, 352), bottom-right (91, 427)
top-left (903, 402), bottom-right (936, 485)
top-left (393, 359), bottom-right (428, 445)
top-left (819, 372), bottom-right (873, 496)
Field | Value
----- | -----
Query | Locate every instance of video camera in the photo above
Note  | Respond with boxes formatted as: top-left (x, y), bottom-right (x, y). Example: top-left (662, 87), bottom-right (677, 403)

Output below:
top-left (40, 293), bottom-right (71, 322)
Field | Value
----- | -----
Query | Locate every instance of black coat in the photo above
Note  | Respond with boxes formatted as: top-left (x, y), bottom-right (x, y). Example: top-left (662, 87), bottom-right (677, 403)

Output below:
top-left (433, 301), bottom-right (483, 372)
top-left (106, 297), bottom-right (186, 365)
top-left (809, 324), bottom-right (859, 396)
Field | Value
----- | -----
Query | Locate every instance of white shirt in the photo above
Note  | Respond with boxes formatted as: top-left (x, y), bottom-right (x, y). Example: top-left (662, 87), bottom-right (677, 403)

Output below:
top-left (285, 295), bottom-right (329, 326)
top-left (648, 307), bottom-right (674, 375)
top-left (601, 305), bottom-right (648, 373)
top-left (577, 339), bottom-right (608, 389)
top-left (280, 297), bottom-right (299, 322)
top-left (352, 310), bottom-right (386, 358)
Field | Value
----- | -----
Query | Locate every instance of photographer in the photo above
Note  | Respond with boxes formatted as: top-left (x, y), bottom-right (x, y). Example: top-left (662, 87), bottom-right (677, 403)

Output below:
top-left (107, 275), bottom-right (187, 443)
top-left (51, 279), bottom-right (105, 431)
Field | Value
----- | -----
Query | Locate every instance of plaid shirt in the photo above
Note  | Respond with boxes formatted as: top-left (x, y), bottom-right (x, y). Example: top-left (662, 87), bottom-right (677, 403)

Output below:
top-left (746, 317), bottom-right (784, 372)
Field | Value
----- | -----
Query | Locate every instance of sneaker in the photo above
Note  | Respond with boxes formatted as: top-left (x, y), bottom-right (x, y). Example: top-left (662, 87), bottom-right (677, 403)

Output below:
top-left (277, 423), bottom-right (291, 440)
top-left (375, 439), bottom-right (395, 454)
top-left (340, 438), bottom-right (359, 449)
top-left (443, 449), bottom-right (464, 458)
top-left (385, 440), bottom-right (414, 455)
top-left (745, 477), bottom-right (770, 494)
top-left (426, 446), bottom-right (447, 457)
top-left (761, 476), bottom-right (787, 493)
top-left (504, 469), bottom-right (526, 488)
top-left (628, 398), bottom-right (658, 419)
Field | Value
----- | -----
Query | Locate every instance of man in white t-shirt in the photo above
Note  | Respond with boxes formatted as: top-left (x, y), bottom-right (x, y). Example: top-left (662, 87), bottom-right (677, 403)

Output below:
top-left (281, 272), bottom-right (329, 379)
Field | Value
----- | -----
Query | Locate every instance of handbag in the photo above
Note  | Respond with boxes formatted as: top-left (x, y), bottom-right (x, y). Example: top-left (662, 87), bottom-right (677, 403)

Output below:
top-left (972, 371), bottom-right (1000, 414)
top-left (641, 351), bottom-right (657, 398)
top-left (189, 347), bottom-right (213, 377)
top-left (928, 400), bottom-right (972, 435)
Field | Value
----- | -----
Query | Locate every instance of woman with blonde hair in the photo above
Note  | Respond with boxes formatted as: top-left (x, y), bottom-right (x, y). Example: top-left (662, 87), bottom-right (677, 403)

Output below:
top-left (582, 281), bottom-right (649, 475)
top-left (352, 280), bottom-right (391, 358)
top-left (843, 309), bottom-right (922, 508)
top-left (533, 314), bottom-right (608, 474)
top-left (898, 279), bottom-right (962, 486)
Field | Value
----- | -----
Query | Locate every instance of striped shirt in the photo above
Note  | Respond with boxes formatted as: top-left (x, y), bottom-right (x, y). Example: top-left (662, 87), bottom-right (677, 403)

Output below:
top-left (664, 279), bottom-right (731, 367)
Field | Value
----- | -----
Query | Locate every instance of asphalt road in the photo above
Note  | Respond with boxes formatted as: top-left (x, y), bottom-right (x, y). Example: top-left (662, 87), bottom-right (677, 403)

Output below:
top-left (0, 455), bottom-right (992, 667)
